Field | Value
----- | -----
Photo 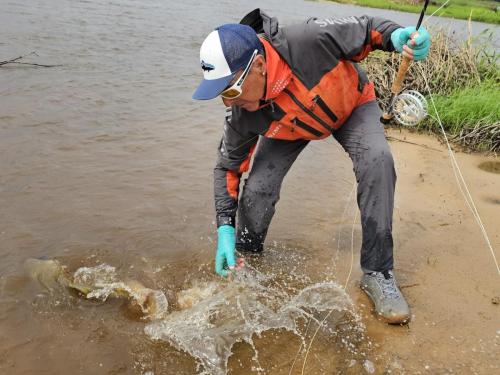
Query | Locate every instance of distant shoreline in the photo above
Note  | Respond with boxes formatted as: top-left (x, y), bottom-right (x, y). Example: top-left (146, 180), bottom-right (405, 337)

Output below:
top-left (327, 0), bottom-right (500, 25)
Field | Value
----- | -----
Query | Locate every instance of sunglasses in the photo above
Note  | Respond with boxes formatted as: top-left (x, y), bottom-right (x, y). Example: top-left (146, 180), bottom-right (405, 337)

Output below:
top-left (220, 49), bottom-right (258, 99)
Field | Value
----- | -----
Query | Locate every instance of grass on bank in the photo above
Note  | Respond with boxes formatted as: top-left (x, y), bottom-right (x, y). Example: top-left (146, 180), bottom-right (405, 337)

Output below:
top-left (361, 28), bottom-right (500, 152)
top-left (432, 81), bottom-right (499, 128)
top-left (328, 0), bottom-right (500, 25)
top-left (429, 80), bottom-right (499, 152)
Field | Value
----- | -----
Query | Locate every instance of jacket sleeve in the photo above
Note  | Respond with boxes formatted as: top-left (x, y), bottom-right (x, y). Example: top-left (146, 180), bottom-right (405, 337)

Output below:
top-left (214, 107), bottom-right (260, 228)
top-left (309, 15), bottom-right (402, 62)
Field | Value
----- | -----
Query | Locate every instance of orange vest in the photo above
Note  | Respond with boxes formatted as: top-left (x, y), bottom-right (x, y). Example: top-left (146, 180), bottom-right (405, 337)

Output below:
top-left (260, 38), bottom-right (376, 141)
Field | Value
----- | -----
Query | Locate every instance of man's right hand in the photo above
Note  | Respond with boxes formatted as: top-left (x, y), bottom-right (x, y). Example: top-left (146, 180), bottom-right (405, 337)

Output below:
top-left (215, 225), bottom-right (244, 277)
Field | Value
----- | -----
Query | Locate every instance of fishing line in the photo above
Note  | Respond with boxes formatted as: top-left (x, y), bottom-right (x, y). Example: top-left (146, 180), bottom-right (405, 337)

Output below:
top-left (423, 0), bottom-right (451, 25)
top-left (288, 179), bottom-right (356, 375)
top-left (418, 64), bottom-right (500, 276)
top-left (225, 132), bottom-right (262, 157)
top-left (345, 209), bottom-right (358, 290)
top-left (288, 318), bottom-right (312, 375)
top-left (335, 181), bottom-right (357, 274)
top-left (299, 211), bottom-right (358, 375)
top-left (299, 185), bottom-right (358, 375)
top-left (224, 101), bottom-right (280, 159)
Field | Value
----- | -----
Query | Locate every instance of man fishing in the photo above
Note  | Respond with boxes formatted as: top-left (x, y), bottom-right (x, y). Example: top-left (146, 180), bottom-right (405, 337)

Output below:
top-left (192, 8), bottom-right (430, 324)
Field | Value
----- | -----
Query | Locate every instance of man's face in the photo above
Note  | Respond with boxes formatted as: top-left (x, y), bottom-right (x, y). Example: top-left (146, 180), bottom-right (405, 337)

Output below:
top-left (221, 55), bottom-right (266, 112)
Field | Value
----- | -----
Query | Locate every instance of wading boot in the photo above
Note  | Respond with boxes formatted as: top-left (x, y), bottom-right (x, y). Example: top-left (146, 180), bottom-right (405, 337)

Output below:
top-left (360, 270), bottom-right (410, 324)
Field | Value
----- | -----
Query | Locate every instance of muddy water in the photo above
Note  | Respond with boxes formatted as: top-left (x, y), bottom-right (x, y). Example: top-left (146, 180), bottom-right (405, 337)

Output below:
top-left (1, 0), bottom-right (499, 374)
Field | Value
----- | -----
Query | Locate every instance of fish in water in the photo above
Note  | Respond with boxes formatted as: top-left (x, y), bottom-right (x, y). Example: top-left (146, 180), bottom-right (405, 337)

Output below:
top-left (24, 258), bottom-right (168, 320)
top-left (26, 259), bottom-right (361, 375)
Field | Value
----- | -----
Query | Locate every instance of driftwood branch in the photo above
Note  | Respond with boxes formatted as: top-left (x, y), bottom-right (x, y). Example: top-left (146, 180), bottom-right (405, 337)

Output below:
top-left (0, 51), bottom-right (37, 66)
top-left (0, 51), bottom-right (62, 68)
top-left (2, 61), bottom-right (62, 68)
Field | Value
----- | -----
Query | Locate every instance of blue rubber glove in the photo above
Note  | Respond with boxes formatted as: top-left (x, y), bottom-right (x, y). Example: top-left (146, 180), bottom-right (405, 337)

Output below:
top-left (215, 225), bottom-right (237, 277)
top-left (391, 26), bottom-right (431, 61)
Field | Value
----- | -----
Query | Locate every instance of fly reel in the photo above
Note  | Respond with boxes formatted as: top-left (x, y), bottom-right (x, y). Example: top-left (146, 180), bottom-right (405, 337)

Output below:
top-left (392, 90), bottom-right (428, 126)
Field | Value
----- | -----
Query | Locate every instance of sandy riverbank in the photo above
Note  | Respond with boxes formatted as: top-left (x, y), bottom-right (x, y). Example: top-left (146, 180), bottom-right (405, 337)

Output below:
top-left (344, 128), bottom-right (499, 374)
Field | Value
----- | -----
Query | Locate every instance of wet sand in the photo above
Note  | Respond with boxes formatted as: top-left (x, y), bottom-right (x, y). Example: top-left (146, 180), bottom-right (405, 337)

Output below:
top-left (349, 129), bottom-right (500, 374)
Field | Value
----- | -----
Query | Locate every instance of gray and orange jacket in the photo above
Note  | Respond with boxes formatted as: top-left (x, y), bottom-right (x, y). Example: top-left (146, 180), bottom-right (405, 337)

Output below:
top-left (214, 9), bottom-right (401, 227)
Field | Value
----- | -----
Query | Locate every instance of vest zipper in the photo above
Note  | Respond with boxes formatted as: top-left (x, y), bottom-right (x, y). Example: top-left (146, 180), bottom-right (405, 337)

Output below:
top-left (283, 89), bottom-right (333, 133)
top-left (313, 95), bottom-right (338, 123)
top-left (292, 117), bottom-right (324, 137)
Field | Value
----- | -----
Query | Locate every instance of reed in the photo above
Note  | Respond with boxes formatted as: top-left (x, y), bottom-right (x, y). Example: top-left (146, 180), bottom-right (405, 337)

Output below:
top-left (362, 28), bottom-right (500, 152)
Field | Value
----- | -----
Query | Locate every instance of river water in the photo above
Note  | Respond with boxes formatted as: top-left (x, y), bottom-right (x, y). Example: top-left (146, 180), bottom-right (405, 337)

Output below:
top-left (0, 0), bottom-right (498, 374)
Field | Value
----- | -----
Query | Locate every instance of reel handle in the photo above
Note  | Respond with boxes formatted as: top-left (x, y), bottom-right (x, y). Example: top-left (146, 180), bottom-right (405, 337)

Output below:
top-left (381, 55), bottom-right (413, 123)
top-left (380, 113), bottom-right (392, 123)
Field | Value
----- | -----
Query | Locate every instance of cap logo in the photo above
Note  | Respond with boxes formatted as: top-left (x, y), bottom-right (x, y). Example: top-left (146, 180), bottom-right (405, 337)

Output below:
top-left (201, 60), bottom-right (215, 72)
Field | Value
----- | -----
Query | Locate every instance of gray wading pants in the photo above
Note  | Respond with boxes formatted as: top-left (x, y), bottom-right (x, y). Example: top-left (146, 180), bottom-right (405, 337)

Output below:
top-left (236, 100), bottom-right (396, 272)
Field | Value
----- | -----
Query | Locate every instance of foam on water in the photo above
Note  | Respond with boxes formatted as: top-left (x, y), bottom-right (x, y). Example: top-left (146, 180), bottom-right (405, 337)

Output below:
top-left (145, 266), bottom-right (362, 375)
top-left (73, 264), bottom-right (117, 285)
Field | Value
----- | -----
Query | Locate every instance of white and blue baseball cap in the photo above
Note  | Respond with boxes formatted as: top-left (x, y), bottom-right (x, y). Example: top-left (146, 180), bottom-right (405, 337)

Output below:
top-left (192, 24), bottom-right (263, 100)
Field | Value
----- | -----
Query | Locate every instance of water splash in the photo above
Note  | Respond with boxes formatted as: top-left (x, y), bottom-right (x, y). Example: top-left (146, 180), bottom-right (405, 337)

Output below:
top-left (145, 267), bottom-right (362, 375)
top-left (25, 256), bottom-right (369, 373)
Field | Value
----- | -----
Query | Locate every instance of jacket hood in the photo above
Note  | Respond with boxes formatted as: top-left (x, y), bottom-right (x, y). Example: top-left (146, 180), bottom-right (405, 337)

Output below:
top-left (240, 9), bottom-right (291, 63)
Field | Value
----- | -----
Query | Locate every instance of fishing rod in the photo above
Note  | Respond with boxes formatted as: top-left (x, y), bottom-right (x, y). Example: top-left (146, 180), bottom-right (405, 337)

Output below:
top-left (381, 0), bottom-right (430, 126)
top-left (380, 0), bottom-right (498, 274)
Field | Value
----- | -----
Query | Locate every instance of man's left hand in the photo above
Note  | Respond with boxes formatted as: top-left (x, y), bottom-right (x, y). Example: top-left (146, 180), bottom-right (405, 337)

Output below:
top-left (391, 26), bottom-right (431, 61)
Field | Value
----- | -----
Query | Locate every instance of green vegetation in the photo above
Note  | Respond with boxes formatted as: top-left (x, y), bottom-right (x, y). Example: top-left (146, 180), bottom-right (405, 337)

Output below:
top-left (329, 0), bottom-right (500, 25)
top-left (432, 82), bottom-right (498, 128)
top-left (429, 80), bottom-right (499, 151)
top-left (362, 29), bottom-right (500, 152)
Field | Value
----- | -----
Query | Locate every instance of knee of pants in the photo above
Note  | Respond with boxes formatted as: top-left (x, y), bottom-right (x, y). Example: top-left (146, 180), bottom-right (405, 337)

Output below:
top-left (357, 143), bottom-right (396, 181)
top-left (240, 179), bottom-right (280, 211)
top-left (239, 182), bottom-right (279, 235)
